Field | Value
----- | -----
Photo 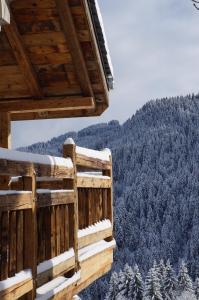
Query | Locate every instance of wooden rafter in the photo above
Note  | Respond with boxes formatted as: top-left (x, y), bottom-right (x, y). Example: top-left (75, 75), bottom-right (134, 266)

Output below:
top-left (55, 0), bottom-right (93, 98)
top-left (0, 96), bottom-right (94, 113)
top-left (4, 17), bottom-right (42, 98)
top-left (11, 109), bottom-right (93, 121)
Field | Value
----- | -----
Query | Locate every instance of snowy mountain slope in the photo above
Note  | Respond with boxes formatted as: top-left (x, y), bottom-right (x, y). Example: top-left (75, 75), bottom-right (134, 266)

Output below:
top-left (21, 94), bottom-right (199, 299)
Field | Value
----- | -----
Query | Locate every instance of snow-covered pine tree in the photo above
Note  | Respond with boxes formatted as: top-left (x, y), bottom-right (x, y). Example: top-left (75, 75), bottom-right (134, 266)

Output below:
top-left (144, 266), bottom-right (163, 300)
top-left (159, 260), bottom-right (166, 282)
top-left (158, 260), bottom-right (166, 298)
top-left (105, 272), bottom-right (120, 300)
top-left (128, 264), bottom-right (143, 300)
top-left (119, 264), bottom-right (135, 298)
top-left (195, 278), bottom-right (199, 300)
top-left (178, 261), bottom-right (194, 295)
top-left (163, 260), bottom-right (177, 300)
top-left (117, 270), bottom-right (126, 297)
top-left (176, 291), bottom-right (196, 300)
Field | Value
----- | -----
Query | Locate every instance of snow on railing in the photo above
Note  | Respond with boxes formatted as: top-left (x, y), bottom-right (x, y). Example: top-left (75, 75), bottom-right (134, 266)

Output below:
top-left (0, 147), bottom-right (73, 168)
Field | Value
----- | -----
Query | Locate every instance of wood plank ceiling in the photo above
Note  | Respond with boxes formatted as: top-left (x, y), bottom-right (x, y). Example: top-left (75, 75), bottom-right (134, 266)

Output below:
top-left (0, 0), bottom-right (110, 121)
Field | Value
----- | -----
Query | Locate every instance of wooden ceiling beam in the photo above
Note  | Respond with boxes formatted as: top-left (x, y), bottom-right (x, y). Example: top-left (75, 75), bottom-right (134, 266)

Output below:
top-left (0, 96), bottom-right (94, 113)
top-left (11, 103), bottom-right (106, 122)
top-left (55, 0), bottom-right (93, 98)
top-left (3, 17), bottom-right (42, 98)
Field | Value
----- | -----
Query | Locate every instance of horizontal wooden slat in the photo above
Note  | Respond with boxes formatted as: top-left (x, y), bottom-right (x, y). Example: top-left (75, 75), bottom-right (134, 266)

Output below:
top-left (37, 256), bottom-right (75, 287)
top-left (37, 190), bottom-right (75, 208)
top-left (78, 227), bottom-right (113, 249)
top-left (0, 96), bottom-right (94, 113)
top-left (77, 175), bottom-right (111, 188)
top-left (0, 278), bottom-right (33, 299)
top-left (0, 159), bottom-right (74, 178)
top-left (0, 192), bottom-right (32, 211)
top-left (76, 154), bottom-right (111, 170)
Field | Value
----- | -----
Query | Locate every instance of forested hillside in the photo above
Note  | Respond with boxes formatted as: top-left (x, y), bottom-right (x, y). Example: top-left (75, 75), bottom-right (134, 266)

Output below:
top-left (21, 94), bottom-right (199, 299)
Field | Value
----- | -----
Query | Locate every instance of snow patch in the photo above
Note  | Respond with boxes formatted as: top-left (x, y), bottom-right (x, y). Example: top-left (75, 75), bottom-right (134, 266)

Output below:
top-left (0, 190), bottom-right (31, 196)
top-left (37, 248), bottom-right (75, 274)
top-left (0, 269), bottom-right (32, 291)
top-left (37, 189), bottom-right (74, 194)
top-left (76, 146), bottom-right (111, 162)
top-left (94, 0), bottom-right (114, 77)
top-left (36, 271), bottom-right (81, 300)
top-left (78, 219), bottom-right (112, 238)
top-left (64, 138), bottom-right (75, 145)
top-left (79, 239), bottom-right (116, 262)
top-left (77, 172), bottom-right (110, 179)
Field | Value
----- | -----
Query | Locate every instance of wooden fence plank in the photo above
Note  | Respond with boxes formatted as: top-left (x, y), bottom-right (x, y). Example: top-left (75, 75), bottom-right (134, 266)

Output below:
top-left (50, 206), bottom-right (56, 258)
top-left (64, 205), bottom-right (69, 251)
top-left (9, 211), bottom-right (17, 277)
top-left (0, 211), bottom-right (9, 280)
top-left (16, 210), bottom-right (24, 272)
top-left (55, 206), bottom-right (61, 256)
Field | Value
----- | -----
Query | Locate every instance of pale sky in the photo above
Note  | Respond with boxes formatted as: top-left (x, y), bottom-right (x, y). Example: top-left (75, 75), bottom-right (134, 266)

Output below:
top-left (12, 0), bottom-right (199, 148)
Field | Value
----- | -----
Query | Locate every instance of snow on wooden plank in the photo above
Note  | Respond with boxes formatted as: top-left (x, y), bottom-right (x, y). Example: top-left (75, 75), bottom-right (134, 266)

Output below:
top-left (36, 271), bottom-right (81, 300)
top-left (78, 220), bottom-right (113, 249)
top-left (78, 239), bottom-right (116, 262)
top-left (37, 249), bottom-right (75, 274)
top-left (76, 146), bottom-right (111, 162)
top-left (0, 190), bottom-right (31, 196)
top-left (37, 189), bottom-right (74, 194)
top-left (0, 147), bottom-right (73, 168)
top-left (77, 172), bottom-right (110, 179)
top-left (78, 220), bottom-right (111, 238)
top-left (0, 269), bottom-right (32, 291)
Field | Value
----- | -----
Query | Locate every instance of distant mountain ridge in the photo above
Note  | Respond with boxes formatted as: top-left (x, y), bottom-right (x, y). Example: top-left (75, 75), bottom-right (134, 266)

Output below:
top-left (21, 94), bottom-right (199, 299)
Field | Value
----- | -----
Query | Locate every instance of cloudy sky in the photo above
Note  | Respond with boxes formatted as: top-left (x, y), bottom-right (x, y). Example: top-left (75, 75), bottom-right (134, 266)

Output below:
top-left (12, 0), bottom-right (199, 148)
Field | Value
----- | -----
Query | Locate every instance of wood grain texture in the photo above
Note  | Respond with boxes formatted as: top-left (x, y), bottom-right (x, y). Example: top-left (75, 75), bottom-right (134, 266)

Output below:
top-left (4, 18), bottom-right (42, 98)
top-left (0, 96), bottom-right (94, 113)
top-left (55, 0), bottom-right (93, 97)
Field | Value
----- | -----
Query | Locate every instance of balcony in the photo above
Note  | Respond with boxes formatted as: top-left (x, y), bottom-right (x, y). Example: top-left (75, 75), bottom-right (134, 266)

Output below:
top-left (0, 139), bottom-right (115, 299)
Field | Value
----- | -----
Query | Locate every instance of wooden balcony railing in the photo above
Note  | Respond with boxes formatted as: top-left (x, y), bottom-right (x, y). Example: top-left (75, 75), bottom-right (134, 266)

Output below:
top-left (0, 139), bottom-right (115, 300)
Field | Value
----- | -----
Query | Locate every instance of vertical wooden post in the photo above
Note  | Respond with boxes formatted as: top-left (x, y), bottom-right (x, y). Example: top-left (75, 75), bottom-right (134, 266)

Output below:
top-left (0, 112), bottom-right (11, 189)
top-left (63, 138), bottom-right (79, 271)
top-left (103, 154), bottom-right (113, 240)
top-left (23, 172), bottom-right (37, 299)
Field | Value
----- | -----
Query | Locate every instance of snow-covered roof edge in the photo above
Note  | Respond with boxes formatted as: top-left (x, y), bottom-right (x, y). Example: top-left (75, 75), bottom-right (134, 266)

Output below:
top-left (87, 0), bottom-right (114, 90)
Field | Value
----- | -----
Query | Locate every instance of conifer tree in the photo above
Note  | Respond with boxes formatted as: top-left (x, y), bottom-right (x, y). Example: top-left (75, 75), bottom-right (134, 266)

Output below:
top-left (106, 272), bottom-right (120, 300)
top-left (164, 260), bottom-right (177, 300)
top-left (117, 270), bottom-right (126, 297)
top-left (178, 261), bottom-right (193, 295)
top-left (195, 278), bottom-right (199, 300)
top-left (121, 264), bottom-right (135, 298)
top-left (128, 264), bottom-right (143, 300)
top-left (144, 266), bottom-right (163, 300)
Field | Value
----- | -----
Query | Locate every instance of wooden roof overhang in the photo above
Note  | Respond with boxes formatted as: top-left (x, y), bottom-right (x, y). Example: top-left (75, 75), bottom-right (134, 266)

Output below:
top-left (0, 0), bottom-right (113, 121)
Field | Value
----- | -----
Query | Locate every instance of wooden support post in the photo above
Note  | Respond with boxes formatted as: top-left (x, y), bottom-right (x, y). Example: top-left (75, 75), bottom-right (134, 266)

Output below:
top-left (0, 112), bottom-right (11, 189)
top-left (23, 172), bottom-right (37, 299)
top-left (103, 155), bottom-right (113, 241)
top-left (63, 138), bottom-right (79, 272)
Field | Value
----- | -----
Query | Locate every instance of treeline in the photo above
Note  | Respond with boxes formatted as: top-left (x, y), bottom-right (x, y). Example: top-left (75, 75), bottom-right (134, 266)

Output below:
top-left (106, 261), bottom-right (199, 300)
